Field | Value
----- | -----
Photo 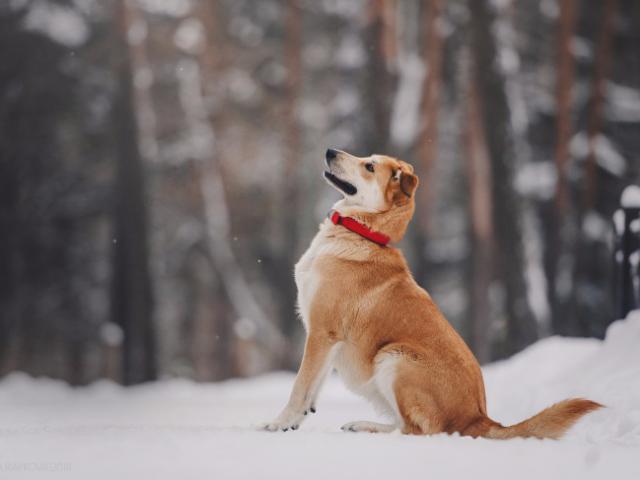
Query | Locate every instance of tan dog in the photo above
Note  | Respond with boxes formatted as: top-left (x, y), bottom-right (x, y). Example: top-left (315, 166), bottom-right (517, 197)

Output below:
top-left (264, 149), bottom-right (601, 438)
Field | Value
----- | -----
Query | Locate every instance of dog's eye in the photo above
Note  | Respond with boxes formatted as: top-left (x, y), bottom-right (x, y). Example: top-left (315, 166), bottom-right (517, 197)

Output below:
top-left (365, 163), bottom-right (375, 173)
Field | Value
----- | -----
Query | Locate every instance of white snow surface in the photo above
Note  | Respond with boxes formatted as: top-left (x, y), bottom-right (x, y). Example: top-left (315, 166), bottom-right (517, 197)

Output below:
top-left (2, 312), bottom-right (640, 479)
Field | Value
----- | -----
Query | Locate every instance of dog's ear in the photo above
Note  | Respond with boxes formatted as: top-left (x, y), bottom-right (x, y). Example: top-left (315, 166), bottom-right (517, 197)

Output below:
top-left (399, 171), bottom-right (418, 198)
top-left (398, 160), bottom-right (414, 174)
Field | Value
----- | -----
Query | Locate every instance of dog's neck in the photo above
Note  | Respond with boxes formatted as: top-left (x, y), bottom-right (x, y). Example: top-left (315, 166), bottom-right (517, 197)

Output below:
top-left (327, 200), bottom-right (415, 245)
top-left (329, 210), bottom-right (390, 246)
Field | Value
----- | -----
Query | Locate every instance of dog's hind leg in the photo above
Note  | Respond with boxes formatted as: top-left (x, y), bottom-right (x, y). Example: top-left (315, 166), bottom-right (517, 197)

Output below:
top-left (393, 361), bottom-right (444, 435)
top-left (375, 348), bottom-right (444, 436)
top-left (341, 421), bottom-right (397, 433)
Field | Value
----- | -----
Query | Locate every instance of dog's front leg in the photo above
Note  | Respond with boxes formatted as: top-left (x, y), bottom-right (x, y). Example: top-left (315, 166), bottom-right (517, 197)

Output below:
top-left (263, 333), bottom-right (337, 432)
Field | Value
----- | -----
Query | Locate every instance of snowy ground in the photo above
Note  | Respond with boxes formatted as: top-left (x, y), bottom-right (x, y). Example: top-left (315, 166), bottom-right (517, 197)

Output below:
top-left (1, 313), bottom-right (640, 479)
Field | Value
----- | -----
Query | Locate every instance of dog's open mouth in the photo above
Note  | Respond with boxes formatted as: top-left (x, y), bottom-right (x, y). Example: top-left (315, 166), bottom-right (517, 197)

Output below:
top-left (324, 171), bottom-right (357, 196)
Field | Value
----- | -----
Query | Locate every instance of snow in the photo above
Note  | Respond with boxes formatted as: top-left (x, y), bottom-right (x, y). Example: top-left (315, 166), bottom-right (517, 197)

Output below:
top-left (126, 18), bottom-right (147, 46)
top-left (228, 16), bottom-right (263, 48)
top-left (390, 54), bottom-right (425, 149)
top-left (99, 322), bottom-right (123, 347)
top-left (332, 89), bottom-right (360, 117)
top-left (606, 82), bottom-right (640, 123)
top-left (301, 100), bottom-right (330, 129)
top-left (540, 0), bottom-right (559, 19)
top-left (515, 161), bottom-right (557, 200)
top-left (570, 132), bottom-right (626, 177)
top-left (174, 18), bottom-right (206, 54)
top-left (571, 37), bottom-right (593, 61)
top-left (621, 185), bottom-right (640, 208)
top-left (613, 209), bottom-right (625, 234)
top-left (582, 211), bottom-right (610, 241)
top-left (334, 34), bottom-right (366, 69)
top-left (136, 0), bottom-right (191, 18)
top-left (225, 69), bottom-right (260, 106)
top-left (321, 0), bottom-right (366, 19)
top-left (522, 211), bottom-right (551, 329)
top-left (22, 0), bottom-right (89, 48)
top-left (2, 312), bottom-right (640, 479)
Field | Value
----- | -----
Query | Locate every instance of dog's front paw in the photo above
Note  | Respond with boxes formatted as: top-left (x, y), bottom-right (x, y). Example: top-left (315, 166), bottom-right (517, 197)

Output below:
top-left (262, 409), bottom-right (305, 432)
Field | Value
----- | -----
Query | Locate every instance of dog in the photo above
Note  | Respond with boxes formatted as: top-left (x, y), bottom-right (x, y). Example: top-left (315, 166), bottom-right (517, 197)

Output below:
top-left (264, 148), bottom-right (601, 438)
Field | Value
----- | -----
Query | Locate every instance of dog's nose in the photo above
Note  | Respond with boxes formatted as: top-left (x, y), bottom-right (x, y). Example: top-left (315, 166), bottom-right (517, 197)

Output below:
top-left (326, 148), bottom-right (338, 162)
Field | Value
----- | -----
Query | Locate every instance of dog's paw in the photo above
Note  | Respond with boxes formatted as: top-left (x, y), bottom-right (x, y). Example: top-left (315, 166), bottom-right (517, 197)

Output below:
top-left (341, 421), bottom-right (396, 433)
top-left (261, 409), bottom-right (305, 432)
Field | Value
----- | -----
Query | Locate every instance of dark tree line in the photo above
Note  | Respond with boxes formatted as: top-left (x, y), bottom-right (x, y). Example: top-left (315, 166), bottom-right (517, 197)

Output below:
top-left (1, 0), bottom-right (639, 384)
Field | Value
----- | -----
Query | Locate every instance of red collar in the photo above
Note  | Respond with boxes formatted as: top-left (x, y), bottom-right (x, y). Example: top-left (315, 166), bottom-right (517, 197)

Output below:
top-left (329, 210), bottom-right (390, 247)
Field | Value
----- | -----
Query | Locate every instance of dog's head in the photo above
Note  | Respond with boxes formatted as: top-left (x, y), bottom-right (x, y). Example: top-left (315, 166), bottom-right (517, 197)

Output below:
top-left (323, 148), bottom-right (418, 212)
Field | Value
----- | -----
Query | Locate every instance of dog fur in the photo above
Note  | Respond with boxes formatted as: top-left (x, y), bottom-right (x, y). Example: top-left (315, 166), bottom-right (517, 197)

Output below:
top-left (264, 149), bottom-right (601, 438)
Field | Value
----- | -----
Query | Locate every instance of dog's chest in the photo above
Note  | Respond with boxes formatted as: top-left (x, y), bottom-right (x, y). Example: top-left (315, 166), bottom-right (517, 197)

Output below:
top-left (293, 236), bottom-right (324, 331)
top-left (294, 225), bottom-right (366, 330)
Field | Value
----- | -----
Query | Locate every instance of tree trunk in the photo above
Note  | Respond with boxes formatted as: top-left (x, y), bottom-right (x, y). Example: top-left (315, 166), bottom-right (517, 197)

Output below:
top-left (544, 0), bottom-right (579, 335)
top-left (469, 0), bottom-right (539, 355)
top-left (111, 0), bottom-right (157, 385)
top-left (465, 79), bottom-right (493, 364)
top-left (411, 0), bottom-right (444, 289)
top-left (118, 1), bottom-right (158, 164)
top-left (572, 0), bottom-right (619, 337)
top-left (365, 0), bottom-right (396, 153)
top-left (416, 0), bottom-right (443, 234)
top-left (554, 0), bottom-right (577, 217)
top-left (584, 0), bottom-right (618, 209)
top-left (279, 0), bottom-right (303, 343)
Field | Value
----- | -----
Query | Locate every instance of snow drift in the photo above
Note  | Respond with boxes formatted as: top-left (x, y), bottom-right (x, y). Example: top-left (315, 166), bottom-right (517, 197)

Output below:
top-left (1, 311), bottom-right (640, 479)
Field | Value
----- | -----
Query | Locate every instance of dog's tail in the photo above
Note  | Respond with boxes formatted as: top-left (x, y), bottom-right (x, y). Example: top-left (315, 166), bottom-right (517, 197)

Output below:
top-left (474, 398), bottom-right (603, 440)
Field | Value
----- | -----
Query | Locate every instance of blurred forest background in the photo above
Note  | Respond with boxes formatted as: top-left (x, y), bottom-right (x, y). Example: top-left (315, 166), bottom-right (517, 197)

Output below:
top-left (1, 0), bottom-right (639, 385)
